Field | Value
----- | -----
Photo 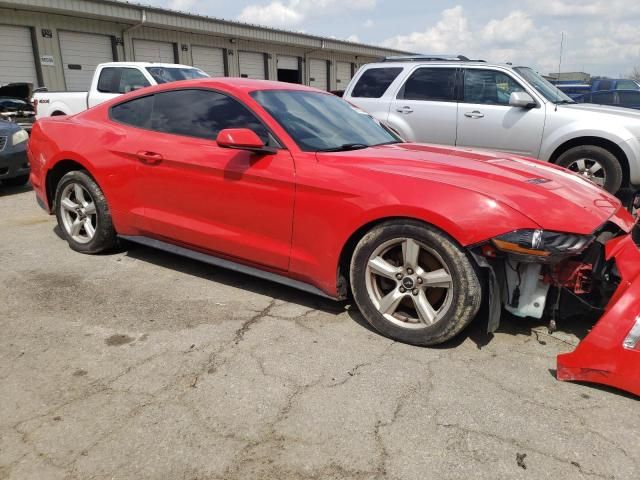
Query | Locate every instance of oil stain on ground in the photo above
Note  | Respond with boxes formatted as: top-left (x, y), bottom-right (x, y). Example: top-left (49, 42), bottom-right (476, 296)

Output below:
top-left (105, 334), bottom-right (135, 346)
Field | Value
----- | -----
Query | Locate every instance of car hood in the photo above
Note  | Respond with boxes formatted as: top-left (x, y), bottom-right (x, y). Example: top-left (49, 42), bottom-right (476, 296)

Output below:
top-left (340, 143), bottom-right (628, 235)
top-left (0, 82), bottom-right (32, 100)
top-left (561, 102), bottom-right (640, 121)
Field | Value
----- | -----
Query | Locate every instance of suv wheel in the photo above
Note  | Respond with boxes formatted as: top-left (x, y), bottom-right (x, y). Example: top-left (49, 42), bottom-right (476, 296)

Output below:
top-left (350, 220), bottom-right (482, 346)
top-left (54, 170), bottom-right (117, 254)
top-left (556, 145), bottom-right (623, 193)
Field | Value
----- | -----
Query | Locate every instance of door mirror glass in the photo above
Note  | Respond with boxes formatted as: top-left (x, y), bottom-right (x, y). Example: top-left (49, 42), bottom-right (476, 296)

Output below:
top-left (216, 128), bottom-right (276, 154)
top-left (509, 91), bottom-right (536, 108)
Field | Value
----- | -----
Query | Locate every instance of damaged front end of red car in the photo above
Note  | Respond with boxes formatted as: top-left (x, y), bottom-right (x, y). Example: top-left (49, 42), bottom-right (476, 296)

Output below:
top-left (473, 204), bottom-right (640, 397)
top-left (557, 231), bottom-right (640, 396)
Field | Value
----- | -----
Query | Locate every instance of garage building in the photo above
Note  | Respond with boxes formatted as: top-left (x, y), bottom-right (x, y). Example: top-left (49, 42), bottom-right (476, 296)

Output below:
top-left (0, 0), bottom-right (409, 91)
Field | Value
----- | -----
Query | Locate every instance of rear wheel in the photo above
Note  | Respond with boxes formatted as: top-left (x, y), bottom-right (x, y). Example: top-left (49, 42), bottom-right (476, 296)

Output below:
top-left (555, 145), bottom-right (623, 193)
top-left (350, 220), bottom-right (482, 346)
top-left (54, 170), bottom-right (117, 254)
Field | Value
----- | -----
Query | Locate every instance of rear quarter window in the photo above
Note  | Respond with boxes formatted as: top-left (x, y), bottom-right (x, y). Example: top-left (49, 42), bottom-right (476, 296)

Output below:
top-left (351, 67), bottom-right (403, 98)
top-left (110, 95), bottom-right (154, 129)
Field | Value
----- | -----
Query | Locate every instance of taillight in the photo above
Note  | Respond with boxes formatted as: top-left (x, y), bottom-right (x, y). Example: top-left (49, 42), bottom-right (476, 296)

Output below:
top-left (623, 315), bottom-right (640, 350)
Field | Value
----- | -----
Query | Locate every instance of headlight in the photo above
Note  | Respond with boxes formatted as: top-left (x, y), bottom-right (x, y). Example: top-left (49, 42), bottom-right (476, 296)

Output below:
top-left (11, 129), bottom-right (28, 145)
top-left (492, 229), bottom-right (593, 258)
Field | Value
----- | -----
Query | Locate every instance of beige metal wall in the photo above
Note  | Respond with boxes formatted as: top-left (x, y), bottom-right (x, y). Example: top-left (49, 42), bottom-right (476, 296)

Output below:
top-left (0, 6), bottom-right (382, 91)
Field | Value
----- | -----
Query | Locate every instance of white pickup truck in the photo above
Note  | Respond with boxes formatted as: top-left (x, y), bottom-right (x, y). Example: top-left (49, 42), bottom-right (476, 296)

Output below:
top-left (34, 62), bottom-right (208, 119)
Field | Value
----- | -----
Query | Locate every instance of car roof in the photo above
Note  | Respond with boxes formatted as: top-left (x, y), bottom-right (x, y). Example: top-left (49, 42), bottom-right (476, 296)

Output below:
top-left (98, 62), bottom-right (198, 69)
top-left (148, 77), bottom-right (325, 94)
top-left (361, 60), bottom-right (516, 70)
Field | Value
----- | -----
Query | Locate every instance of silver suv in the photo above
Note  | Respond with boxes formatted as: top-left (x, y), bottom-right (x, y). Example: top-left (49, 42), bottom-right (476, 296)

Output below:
top-left (344, 55), bottom-right (640, 193)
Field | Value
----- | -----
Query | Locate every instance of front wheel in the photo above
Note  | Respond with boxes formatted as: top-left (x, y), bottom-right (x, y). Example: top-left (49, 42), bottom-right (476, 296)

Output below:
top-left (555, 145), bottom-right (623, 193)
top-left (54, 170), bottom-right (117, 254)
top-left (350, 221), bottom-right (482, 346)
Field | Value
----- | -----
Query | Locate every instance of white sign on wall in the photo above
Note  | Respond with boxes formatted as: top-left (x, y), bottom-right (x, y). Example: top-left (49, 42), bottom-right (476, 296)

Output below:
top-left (40, 55), bottom-right (55, 66)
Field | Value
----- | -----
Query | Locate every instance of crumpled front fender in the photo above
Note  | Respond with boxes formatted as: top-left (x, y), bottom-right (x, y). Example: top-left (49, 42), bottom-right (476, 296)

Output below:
top-left (557, 234), bottom-right (640, 396)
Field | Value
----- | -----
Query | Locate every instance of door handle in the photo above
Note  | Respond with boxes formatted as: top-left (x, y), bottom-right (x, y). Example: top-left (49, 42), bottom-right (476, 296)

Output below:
top-left (396, 106), bottom-right (414, 114)
top-left (136, 151), bottom-right (163, 165)
top-left (464, 110), bottom-right (484, 119)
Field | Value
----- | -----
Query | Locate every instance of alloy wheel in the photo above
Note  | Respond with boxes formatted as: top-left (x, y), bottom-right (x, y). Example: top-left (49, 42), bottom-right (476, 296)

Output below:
top-left (59, 182), bottom-right (98, 244)
top-left (364, 237), bottom-right (453, 329)
top-left (567, 158), bottom-right (606, 187)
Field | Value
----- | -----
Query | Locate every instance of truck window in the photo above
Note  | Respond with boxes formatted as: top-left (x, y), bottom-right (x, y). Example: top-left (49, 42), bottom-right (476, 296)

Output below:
top-left (351, 67), bottom-right (403, 98)
top-left (110, 95), bottom-right (154, 128)
top-left (463, 69), bottom-right (525, 105)
top-left (615, 80), bottom-right (639, 90)
top-left (398, 68), bottom-right (457, 102)
top-left (97, 68), bottom-right (151, 94)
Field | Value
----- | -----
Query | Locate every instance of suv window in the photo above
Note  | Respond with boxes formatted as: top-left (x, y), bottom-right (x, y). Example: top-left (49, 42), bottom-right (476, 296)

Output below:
top-left (97, 67), bottom-right (151, 94)
top-left (463, 69), bottom-right (525, 105)
top-left (351, 67), bottom-right (403, 98)
top-left (398, 68), bottom-right (457, 101)
top-left (151, 89), bottom-right (269, 142)
top-left (110, 95), bottom-right (154, 128)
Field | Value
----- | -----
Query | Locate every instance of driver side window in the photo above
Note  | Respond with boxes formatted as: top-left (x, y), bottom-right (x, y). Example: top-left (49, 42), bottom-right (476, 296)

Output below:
top-left (463, 69), bottom-right (525, 106)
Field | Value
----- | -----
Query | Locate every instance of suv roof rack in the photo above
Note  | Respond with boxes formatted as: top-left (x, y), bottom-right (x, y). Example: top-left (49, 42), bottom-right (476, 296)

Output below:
top-left (382, 55), bottom-right (486, 63)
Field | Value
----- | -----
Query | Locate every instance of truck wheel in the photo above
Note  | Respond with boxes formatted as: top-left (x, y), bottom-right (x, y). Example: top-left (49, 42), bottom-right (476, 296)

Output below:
top-left (350, 220), bottom-right (482, 346)
top-left (556, 145), bottom-right (623, 193)
top-left (2, 174), bottom-right (30, 186)
top-left (54, 170), bottom-right (117, 254)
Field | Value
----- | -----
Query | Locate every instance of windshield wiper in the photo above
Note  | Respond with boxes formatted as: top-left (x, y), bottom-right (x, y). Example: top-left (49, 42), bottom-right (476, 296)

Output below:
top-left (317, 143), bottom-right (370, 152)
top-left (553, 99), bottom-right (576, 105)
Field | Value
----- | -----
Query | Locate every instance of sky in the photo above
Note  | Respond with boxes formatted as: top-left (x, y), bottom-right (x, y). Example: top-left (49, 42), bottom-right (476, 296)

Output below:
top-left (141, 0), bottom-right (640, 77)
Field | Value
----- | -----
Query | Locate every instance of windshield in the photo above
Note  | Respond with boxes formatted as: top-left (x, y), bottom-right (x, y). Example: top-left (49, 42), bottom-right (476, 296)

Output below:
top-left (251, 90), bottom-right (400, 152)
top-left (145, 67), bottom-right (209, 84)
top-left (514, 67), bottom-right (575, 103)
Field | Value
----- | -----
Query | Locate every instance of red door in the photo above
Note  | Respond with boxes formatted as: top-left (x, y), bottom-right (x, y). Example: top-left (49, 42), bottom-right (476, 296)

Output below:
top-left (133, 89), bottom-right (296, 271)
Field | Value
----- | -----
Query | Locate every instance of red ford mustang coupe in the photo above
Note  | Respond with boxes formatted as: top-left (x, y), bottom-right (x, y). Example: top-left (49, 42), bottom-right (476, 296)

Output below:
top-left (27, 78), bottom-right (640, 396)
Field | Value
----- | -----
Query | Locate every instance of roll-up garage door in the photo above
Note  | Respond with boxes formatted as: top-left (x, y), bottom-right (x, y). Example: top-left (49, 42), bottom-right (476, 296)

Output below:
top-left (191, 46), bottom-right (225, 77)
top-left (238, 51), bottom-right (266, 80)
top-left (309, 59), bottom-right (328, 90)
top-left (336, 61), bottom-right (353, 89)
top-left (133, 39), bottom-right (176, 63)
top-left (277, 55), bottom-right (299, 83)
top-left (59, 31), bottom-right (113, 91)
top-left (0, 25), bottom-right (38, 85)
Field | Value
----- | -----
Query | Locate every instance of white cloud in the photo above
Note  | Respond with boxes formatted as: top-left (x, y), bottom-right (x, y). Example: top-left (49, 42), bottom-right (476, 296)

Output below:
top-left (363, 18), bottom-right (375, 28)
top-left (481, 11), bottom-right (534, 45)
top-left (346, 34), bottom-right (360, 42)
top-left (238, 0), bottom-right (376, 27)
top-left (382, 5), bottom-right (470, 53)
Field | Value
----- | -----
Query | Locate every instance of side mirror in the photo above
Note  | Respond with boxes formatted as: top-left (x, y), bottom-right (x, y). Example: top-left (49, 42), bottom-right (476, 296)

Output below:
top-left (216, 128), bottom-right (276, 155)
top-left (509, 91), bottom-right (536, 108)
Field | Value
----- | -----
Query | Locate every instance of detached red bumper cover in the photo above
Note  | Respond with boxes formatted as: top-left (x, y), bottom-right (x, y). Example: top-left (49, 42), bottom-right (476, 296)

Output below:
top-left (557, 234), bottom-right (640, 396)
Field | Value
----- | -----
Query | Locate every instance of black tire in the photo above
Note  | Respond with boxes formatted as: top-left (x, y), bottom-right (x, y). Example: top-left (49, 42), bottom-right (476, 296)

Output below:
top-left (2, 174), bottom-right (30, 186)
top-left (350, 220), bottom-right (482, 346)
top-left (54, 170), bottom-right (117, 254)
top-left (555, 145), bottom-right (623, 193)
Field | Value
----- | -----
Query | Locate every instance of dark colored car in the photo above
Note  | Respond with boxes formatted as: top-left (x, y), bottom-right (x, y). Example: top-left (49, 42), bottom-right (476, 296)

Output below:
top-left (575, 90), bottom-right (640, 110)
top-left (0, 119), bottom-right (30, 186)
top-left (0, 83), bottom-right (35, 133)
